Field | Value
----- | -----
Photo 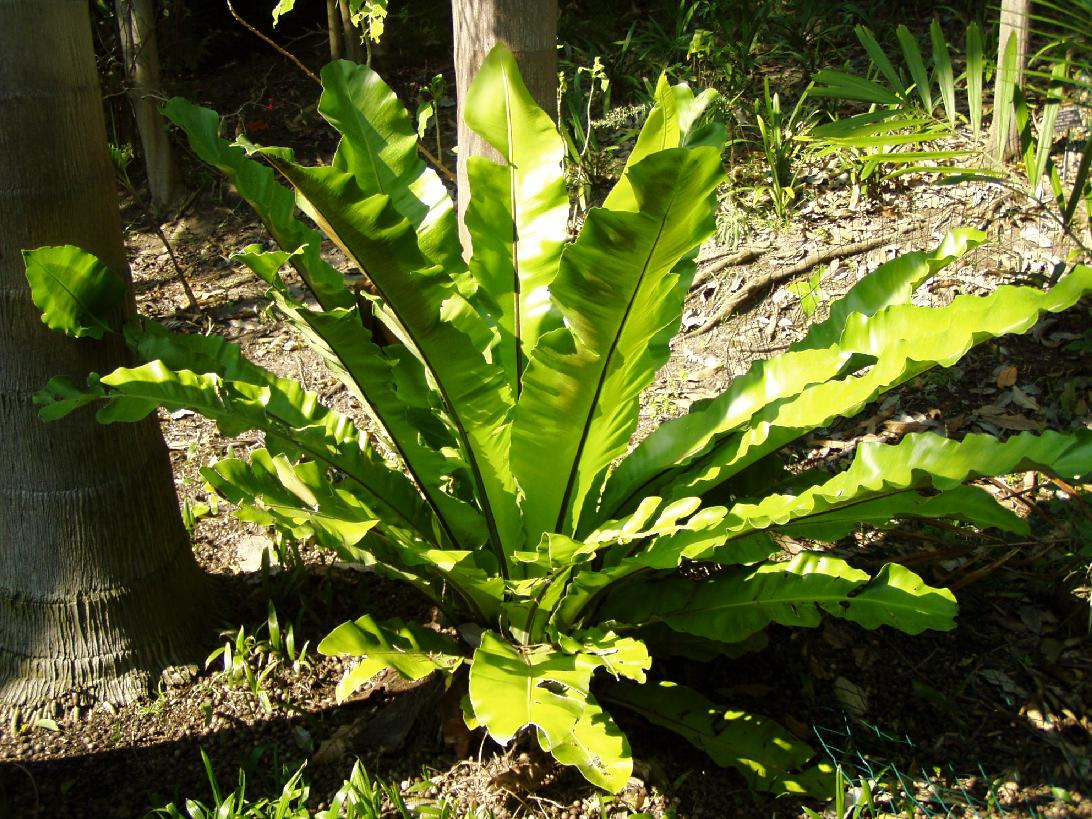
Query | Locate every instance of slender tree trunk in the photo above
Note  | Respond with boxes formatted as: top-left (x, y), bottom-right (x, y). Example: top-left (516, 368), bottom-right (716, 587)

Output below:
top-left (326, 0), bottom-right (344, 61)
top-left (0, 0), bottom-right (206, 715)
top-left (115, 0), bottom-right (177, 213)
top-left (339, 0), bottom-right (363, 63)
top-left (451, 0), bottom-right (558, 252)
top-left (990, 0), bottom-right (1031, 160)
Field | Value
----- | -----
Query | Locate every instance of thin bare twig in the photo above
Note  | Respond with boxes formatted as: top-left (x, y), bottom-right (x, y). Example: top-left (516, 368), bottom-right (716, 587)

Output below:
top-left (948, 547), bottom-right (1022, 590)
top-left (225, 0), bottom-right (321, 85)
top-left (171, 183), bottom-right (204, 221)
top-left (224, 0), bottom-right (455, 187)
top-left (419, 142), bottom-right (456, 183)
top-left (1048, 475), bottom-right (1092, 520)
top-left (150, 218), bottom-right (201, 311)
top-left (117, 174), bottom-right (203, 313)
top-left (984, 475), bottom-right (1056, 524)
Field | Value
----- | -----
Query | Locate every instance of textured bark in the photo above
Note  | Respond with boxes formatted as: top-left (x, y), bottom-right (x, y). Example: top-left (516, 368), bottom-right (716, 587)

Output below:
top-left (0, 0), bottom-right (207, 713)
top-left (339, 0), bottom-right (363, 63)
top-left (326, 0), bottom-right (344, 61)
top-left (990, 0), bottom-right (1031, 160)
top-left (115, 0), bottom-right (177, 212)
top-left (452, 0), bottom-right (558, 252)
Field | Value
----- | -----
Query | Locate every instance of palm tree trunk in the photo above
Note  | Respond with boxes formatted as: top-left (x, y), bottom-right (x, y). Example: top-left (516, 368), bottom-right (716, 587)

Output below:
top-left (452, 0), bottom-right (558, 252)
top-left (0, 0), bottom-right (207, 715)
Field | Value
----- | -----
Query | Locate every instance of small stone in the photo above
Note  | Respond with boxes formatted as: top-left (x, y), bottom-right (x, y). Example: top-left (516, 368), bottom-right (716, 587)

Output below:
top-left (235, 534), bottom-right (274, 573)
top-left (998, 781), bottom-right (1020, 806)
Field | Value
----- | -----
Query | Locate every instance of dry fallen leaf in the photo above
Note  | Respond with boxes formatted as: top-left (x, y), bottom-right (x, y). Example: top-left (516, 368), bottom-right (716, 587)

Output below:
top-left (996, 365), bottom-right (1018, 388)
top-left (780, 713), bottom-right (811, 741)
top-left (883, 417), bottom-right (935, 434)
top-left (833, 676), bottom-right (869, 719)
top-left (490, 751), bottom-right (552, 793)
top-left (976, 406), bottom-right (1043, 431)
top-left (854, 402), bottom-right (897, 435)
top-left (943, 414), bottom-right (968, 433)
top-left (1010, 386), bottom-right (1041, 411)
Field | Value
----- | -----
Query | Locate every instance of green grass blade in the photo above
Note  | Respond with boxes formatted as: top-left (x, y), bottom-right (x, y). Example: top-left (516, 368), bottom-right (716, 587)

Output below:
top-left (810, 70), bottom-right (903, 105)
top-left (966, 21), bottom-right (984, 138)
top-left (854, 25), bottom-right (906, 97)
top-left (1013, 85), bottom-right (1039, 185)
top-left (897, 24), bottom-right (933, 113)
top-left (931, 18), bottom-right (956, 127)
top-left (1062, 134), bottom-right (1092, 229)
top-left (512, 144), bottom-right (723, 543)
top-left (1033, 63), bottom-right (1066, 190)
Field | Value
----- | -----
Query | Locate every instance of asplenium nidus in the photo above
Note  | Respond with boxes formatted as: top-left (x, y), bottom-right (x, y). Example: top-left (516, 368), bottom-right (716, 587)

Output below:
top-left (25, 45), bottom-right (1092, 795)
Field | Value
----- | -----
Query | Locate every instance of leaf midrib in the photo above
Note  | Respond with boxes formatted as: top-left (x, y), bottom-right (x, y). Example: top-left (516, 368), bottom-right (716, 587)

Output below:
top-left (109, 376), bottom-right (420, 533)
top-left (268, 156), bottom-right (513, 563)
top-left (40, 264), bottom-right (111, 337)
top-left (553, 188), bottom-right (679, 535)
top-left (501, 65), bottom-right (525, 392)
top-left (298, 308), bottom-right (462, 548)
top-left (656, 585), bottom-right (940, 621)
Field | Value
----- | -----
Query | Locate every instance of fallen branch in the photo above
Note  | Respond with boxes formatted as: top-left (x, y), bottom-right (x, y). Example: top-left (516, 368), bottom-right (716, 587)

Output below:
top-left (687, 227), bottom-right (915, 338)
top-left (690, 245), bottom-right (768, 289)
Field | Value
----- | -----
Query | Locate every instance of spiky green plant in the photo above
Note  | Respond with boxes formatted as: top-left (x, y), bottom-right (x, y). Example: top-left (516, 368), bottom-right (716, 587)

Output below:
top-left (25, 46), bottom-right (1092, 794)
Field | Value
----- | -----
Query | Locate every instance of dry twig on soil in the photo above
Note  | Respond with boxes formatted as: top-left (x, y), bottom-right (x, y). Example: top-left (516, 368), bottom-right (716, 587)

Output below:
top-left (690, 245), bottom-right (769, 289)
top-left (687, 228), bottom-right (916, 337)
